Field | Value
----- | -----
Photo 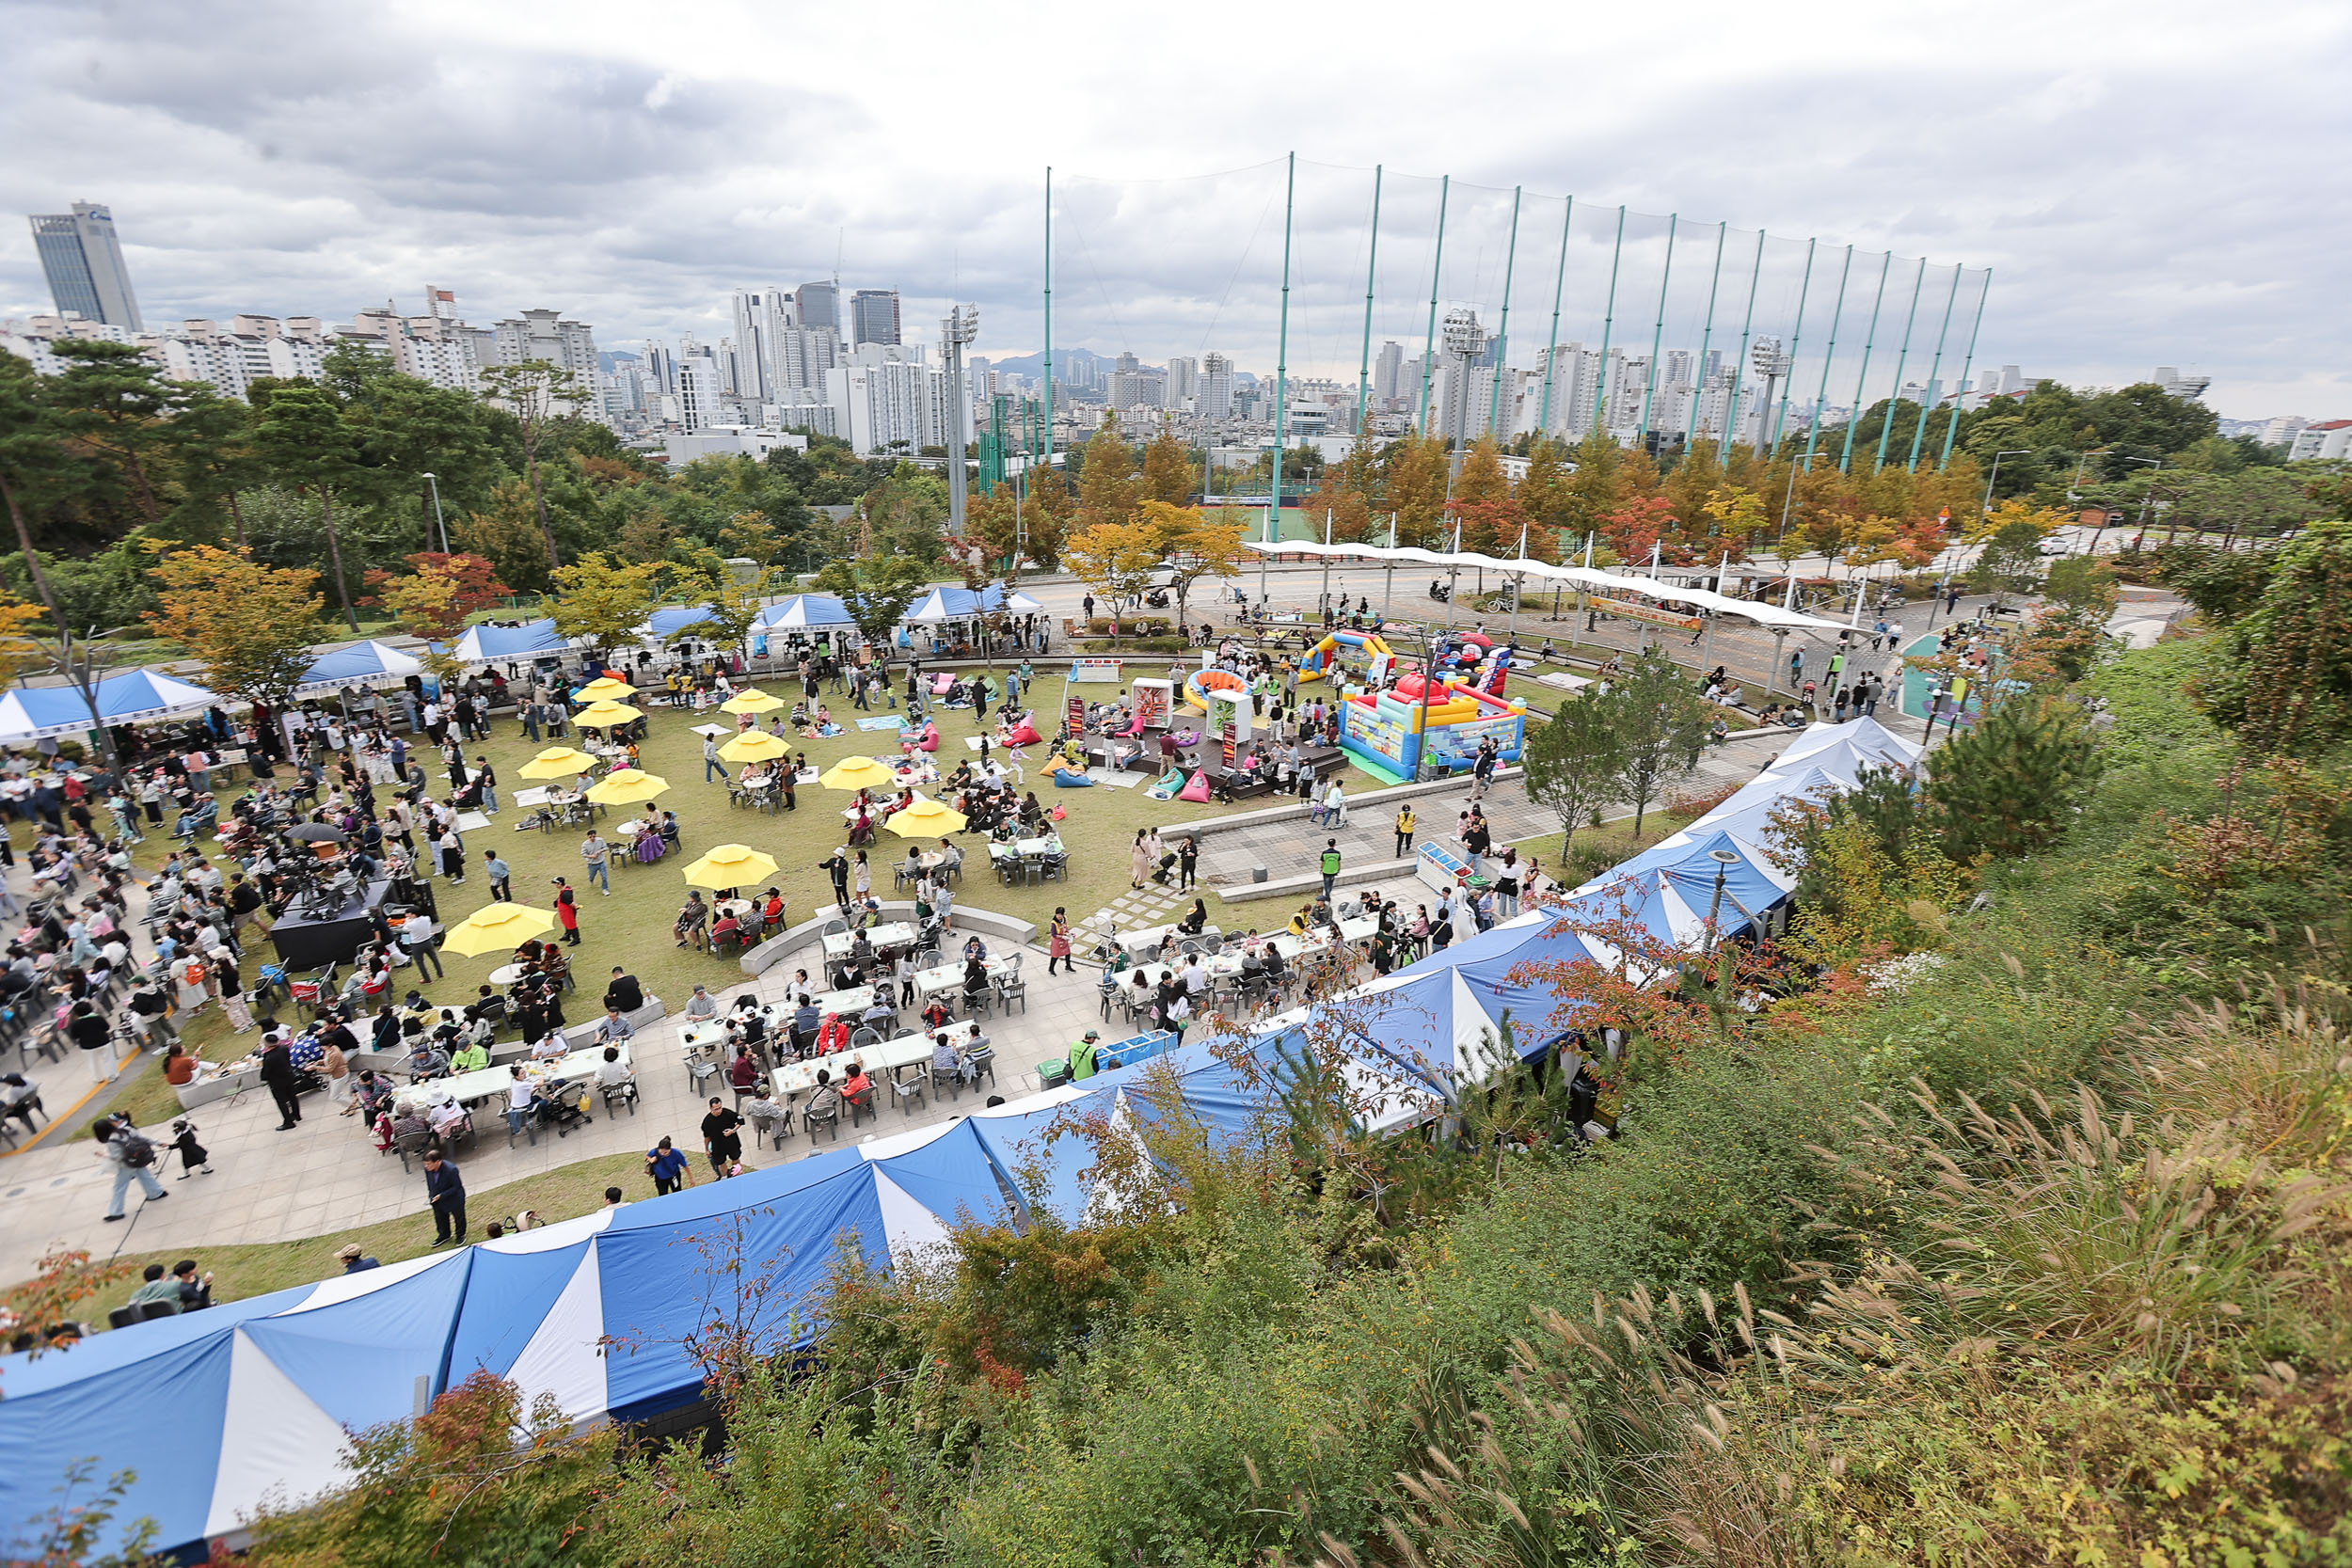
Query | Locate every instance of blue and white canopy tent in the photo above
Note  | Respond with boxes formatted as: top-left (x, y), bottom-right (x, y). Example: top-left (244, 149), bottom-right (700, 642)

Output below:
top-left (447, 620), bottom-right (572, 664)
top-left (901, 585), bottom-right (1045, 625)
top-left (0, 670), bottom-right (223, 743)
top-left (755, 594), bottom-right (856, 631)
top-left (642, 604), bottom-right (718, 640)
top-left (291, 641), bottom-right (426, 697)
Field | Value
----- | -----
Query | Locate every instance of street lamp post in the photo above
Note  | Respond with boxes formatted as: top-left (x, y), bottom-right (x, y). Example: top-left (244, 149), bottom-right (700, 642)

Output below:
top-left (421, 471), bottom-right (448, 555)
top-left (1749, 338), bottom-right (1791, 459)
top-left (1438, 307), bottom-right (1484, 627)
top-left (1981, 449), bottom-right (2030, 521)
top-left (1701, 847), bottom-right (1742, 958)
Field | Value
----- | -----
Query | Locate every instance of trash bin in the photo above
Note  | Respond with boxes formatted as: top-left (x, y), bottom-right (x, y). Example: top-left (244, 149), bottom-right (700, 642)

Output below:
top-left (1037, 1058), bottom-right (1071, 1090)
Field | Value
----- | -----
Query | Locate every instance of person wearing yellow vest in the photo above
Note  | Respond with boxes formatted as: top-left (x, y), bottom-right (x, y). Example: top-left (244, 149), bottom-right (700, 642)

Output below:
top-left (1393, 805), bottom-right (1417, 858)
top-left (1319, 840), bottom-right (1342, 899)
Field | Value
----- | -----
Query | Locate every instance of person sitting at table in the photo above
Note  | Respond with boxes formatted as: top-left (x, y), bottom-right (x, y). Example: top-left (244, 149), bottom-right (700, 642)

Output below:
top-left (425, 1091), bottom-right (469, 1142)
top-left (744, 1081), bottom-right (787, 1141)
top-left (727, 1042), bottom-right (760, 1098)
top-left (815, 1011), bottom-right (850, 1055)
top-left (391, 1103), bottom-right (435, 1148)
top-left (920, 996), bottom-right (953, 1034)
top-left (1286, 905), bottom-right (1313, 939)
top-left (930, 1030), bottom-right (966, 1085)
top-left (847, 926), bottom-right (874, 971)
top-left (407, 1038), bottom-right (451, 1082)
top-left (804, 1069), bottom-right (842, 1128)
top-left (759, 887), bottom-right (786, 929)
top-left (839, 1057), bottom-right (875, 1118)
top-left (709, 907), bottom-right (743, 953)
top-left (448, 1033), bottom-right (490, 1074)
top-left (1128, 968), bottom-right (1154, 1017)
top-left (596, 1006), bottom-right (634, 1047)
top-left (675, 892), bottom-right (710, 951)
top-left (530, 1029), bottom-right (571, 1062)
top-left (1020, 791), bottom-right (1046, 831)
top-left (790, 995), bottom-right (820, 1045)
top-left (352, 1069), bottom-right (392, 1122)
top-left (1262, 942), bottom-right (1289, 983)
top-left (1176, 898), bottom-right (1209, 936)
top-left (828, 956), bottom-right (860, 992)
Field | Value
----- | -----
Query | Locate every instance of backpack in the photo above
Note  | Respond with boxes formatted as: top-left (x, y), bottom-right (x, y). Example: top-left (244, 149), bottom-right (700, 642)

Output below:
top-left (119, 1128), bottom-right (156, 1168)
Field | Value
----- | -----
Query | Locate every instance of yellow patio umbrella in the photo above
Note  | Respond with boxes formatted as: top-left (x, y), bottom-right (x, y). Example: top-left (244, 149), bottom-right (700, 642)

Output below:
top-left (517, 746), bottom-right (599, 780)
top-left (719, 688), bottom-right (785, 715)
top-left (574, 700), bottom-right (644, 727)
top-left (819, 754), bottom-right (898, 792)
top-left (439, 902), bottom-right (558, 958)
top-left (575, 676), bottom-right (636, 702)
top-left (584, 768), bottom-right (670, 805)
top-left (718, 729), bottom-right (791, 765)
top-left (680, 844), bottom-right (780, 888)
top-left (885, 798), bottom-right (966, 836)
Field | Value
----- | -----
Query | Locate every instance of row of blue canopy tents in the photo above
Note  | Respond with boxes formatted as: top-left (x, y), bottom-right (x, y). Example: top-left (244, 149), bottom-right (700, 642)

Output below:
top-left (0, 670), bottom-right (221, 743)
top-left (0, 718), bottom-right (1920, 1560)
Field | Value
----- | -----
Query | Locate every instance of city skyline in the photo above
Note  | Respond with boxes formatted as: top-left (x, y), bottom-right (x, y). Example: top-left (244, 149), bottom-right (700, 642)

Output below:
top-left (2, 1), bottom-right (2344, 421)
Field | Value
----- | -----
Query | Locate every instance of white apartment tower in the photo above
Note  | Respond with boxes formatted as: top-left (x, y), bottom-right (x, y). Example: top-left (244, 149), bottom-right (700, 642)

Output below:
top-left (1199, 352), bottom-right (1234, 420)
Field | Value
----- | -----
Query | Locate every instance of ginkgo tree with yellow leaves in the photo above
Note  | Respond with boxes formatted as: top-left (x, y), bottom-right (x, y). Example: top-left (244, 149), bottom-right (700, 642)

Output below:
top-left (142, 544), bottom-right (328, 708)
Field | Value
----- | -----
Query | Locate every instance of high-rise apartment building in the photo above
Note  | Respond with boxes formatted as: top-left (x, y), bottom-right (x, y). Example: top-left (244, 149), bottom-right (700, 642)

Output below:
top-left (850, 289), bottom-right (901, 347)
top-left (730, 287), bottom-right (792, 401)
top-left (491, 309), bottom-right (599, 383)
top-left (1374, 341), bottom-right (1405, 407)
top-left (1166, 355), bottom-right (1199, 406)
top-left (825, 342), bottom-right (943, 454)
top-left (28, 201), bottom-right (143, 330)
top-left (1199, 352), bottom-right (1234, 420)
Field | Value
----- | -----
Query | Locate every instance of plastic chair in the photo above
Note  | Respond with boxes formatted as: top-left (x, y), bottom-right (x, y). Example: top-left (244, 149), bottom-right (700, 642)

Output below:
top-left (886, 1063), bottom-right (930, 1116)
top-left (804, 1102), bottom-right (840, 1143)
top-left (995, 978), bottom-right (1027, 1016)
top-left (392, 1127), bottom-right (435, 1173)
top-left (962, 987), bottom-right (993, 1022)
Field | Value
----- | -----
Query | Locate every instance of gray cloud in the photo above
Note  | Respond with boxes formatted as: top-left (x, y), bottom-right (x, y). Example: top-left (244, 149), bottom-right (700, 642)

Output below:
top-left (3, 0), bottom-right (2345, 417)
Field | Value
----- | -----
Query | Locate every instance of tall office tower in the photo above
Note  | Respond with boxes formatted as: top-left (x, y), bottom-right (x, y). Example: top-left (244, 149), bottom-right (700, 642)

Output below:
top-left (778, 325), bottom-right (839, 391)
top-left (730, 287), bottom-right (791, 400)
top-left (1374, 341), bottom-right (1404, 405)
top-left (1166, 355), bottom-right (1199, 405)
top-left (643, 341), bottom-right (676, 396)
top-left (28, 201), bottom-right (143, 330)
top-left (796, 281), bottom-right (841, 341)
top-left (675, 343), bottom-right (722, 432)
top-left (850, 289), bottom-right (901, 347)
top-left (1199, 352), bottom-right (1234, 420)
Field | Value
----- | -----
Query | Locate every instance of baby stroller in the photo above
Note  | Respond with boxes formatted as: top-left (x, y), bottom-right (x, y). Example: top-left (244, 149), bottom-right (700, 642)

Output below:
top-left (532, 1076), bottom-right (594, 1138)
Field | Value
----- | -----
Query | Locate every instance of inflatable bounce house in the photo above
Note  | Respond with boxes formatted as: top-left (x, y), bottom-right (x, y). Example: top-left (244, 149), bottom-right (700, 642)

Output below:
top-left (1296, 627), bottom-right (1393, 685)
top-left (1338, 673), bottom-right (1527, 784)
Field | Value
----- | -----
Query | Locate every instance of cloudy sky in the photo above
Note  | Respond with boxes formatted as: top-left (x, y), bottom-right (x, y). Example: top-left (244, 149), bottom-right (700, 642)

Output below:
top-left (4, 0), bottom-right (2345, 420)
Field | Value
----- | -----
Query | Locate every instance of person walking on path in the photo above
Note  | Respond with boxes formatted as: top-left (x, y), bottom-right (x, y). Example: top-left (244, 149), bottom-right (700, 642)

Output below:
top-left (1393, 804), bottom-right (1417, 859)
top-left (554, 878), bottom-right (582, 945)
top-left (1047, 908), bottom-right (1073, 975)
top-left (485, 852), bottom-right (513, 902)
top-left (1129, 830), bottom-right (1151, 891)
top-left (1176, 836), bottom-right (1199, 892)
top-left (1320, 839), bottom-right (1342, 900)
top-left (259, 1028), bottom-right (304, 1131)
top-left (700, 1097), bottom-right (743, 1178)
top-left (474, 757), bottom-right (499, 815)
top-left (704, 732), bottom-right (723, 784)
top-left (645, 1135), bottom-right (692, 1194)
top-left (423, 1152), bottom-right (467, 1246)
top-left (95, 1114), bottom-right (167, 1222)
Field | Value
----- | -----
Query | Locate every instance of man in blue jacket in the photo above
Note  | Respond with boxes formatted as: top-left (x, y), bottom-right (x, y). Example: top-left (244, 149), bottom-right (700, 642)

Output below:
top-left (422, 1152), bottom-right (467, 1245)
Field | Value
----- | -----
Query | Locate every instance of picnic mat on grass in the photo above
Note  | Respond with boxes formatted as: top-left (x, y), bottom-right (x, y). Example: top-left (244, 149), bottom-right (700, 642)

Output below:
top-left (857, 716), bottom-right (907, 731)
top-left (1087, 768), bottom-right (1149, 788)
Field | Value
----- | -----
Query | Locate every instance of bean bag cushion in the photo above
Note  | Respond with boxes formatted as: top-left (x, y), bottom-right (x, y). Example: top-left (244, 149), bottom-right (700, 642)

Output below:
top-left (930, 673), bottom-right (954, 695)
top-left (1177, 769), bottom-right (1212, 802)
top-left (1052, 769), bottom-right (1096, 788)
top-left (1008, 720), bottom-right (1041, 746)
top-left (917, 724), bottom-right (940, 752)
top-left (1146, 768), bottom-right (1185, 800)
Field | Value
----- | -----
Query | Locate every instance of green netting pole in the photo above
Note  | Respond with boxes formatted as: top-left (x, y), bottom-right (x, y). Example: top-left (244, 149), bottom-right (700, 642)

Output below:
top-left (1354, 165), bottom-right (1382, 442)
top-left (1685, 220), bottom-right (1727, 449)
top-left (1042, 166), bottom-right (1054, 469)
top-left (1938, 270), bottom-right (1990, 470)
top-left (1592, 206), bottom-right (1625, 437)
top-left (1800, 245), bottom-right (1854, 471)
top-left (1637, 214), bottom-right (1677, 448)
top-left (1268, 151), bottom-right (1295, 563)
top-left (1873, 256), bottom-right (1928, 469)
top-left (1836, 251), bottom-right (1890, 473)
top-left (1720, 229), bottom-right (1766, 456)
top-left (1487, 185), bottom-right (1522, 440)
top-left (1417, 175), bottom-right (1450, 436)
top-left (1772, 239), bottom-right (1818, 454)
top-left (1908, 262), bottom-right (1965, 469)
top-left (1535, 196), bottom-right (1573, 437)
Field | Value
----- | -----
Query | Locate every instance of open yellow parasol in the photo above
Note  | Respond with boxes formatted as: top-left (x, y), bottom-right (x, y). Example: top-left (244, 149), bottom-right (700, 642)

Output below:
top-left (718, 730), bottom-right (790, 765)
top-left (584, 768), bottom-right (670, 805)
top-left (517, 746), bottom-right (599, 780)
top-left (885, 798), bottom-right (966, 837)
top-left (440, 902), bottom-right (558, 958)
top-left (719, 688), bottom-right (785, 715)
top-left (818, 755), bottom-right (898, 792)
top-left (680, 844), bottom-right (780, 888)
top-left (574, 700), bottom-right (644, 727)
top-left (575, 676), bottom-right (636, 702)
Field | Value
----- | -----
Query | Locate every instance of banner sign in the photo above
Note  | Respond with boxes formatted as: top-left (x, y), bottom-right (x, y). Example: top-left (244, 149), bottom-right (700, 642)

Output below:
top-left (1069, 657), bottom-right (1124, 684)
top-left (1589, 597), bottom-right (1703, 633)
